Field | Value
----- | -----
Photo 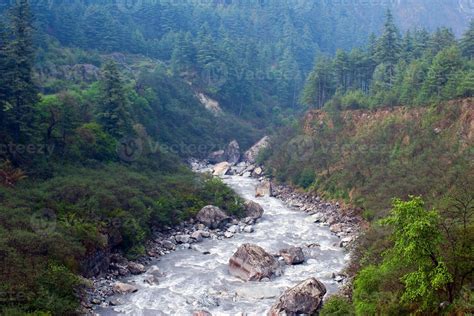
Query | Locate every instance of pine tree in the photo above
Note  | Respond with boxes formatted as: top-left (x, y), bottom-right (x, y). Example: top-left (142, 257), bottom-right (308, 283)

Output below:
top-left (424, 46), bottom-right (463, 97)
top-left (375, 9), bottom-right (401, 87)
top-left (460, 20), bottom-right (474, 60)
top-left (401, 30), bottom-right (415, 62)
top-left (301, 56), bottom-right (335, 108)
top-left (97, 61), bottom-right (132, 138)
top-left (334, 49), bottom-right (350, 91)
top-left (171, 32), bottom-right (196, 74)
top-left (413, 28), bottom-right (430, 59)
top-left (429, 27), bottom-right (456, 56)
top-left (3, 0), bottom-right (39, 143)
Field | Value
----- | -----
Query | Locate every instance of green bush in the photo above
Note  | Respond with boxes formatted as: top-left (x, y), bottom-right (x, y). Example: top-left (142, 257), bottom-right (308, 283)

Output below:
top-left (320, 295), bottom-right (355, 316)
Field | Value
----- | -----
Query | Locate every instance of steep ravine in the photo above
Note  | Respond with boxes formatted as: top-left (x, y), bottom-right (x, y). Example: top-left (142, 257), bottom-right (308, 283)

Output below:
top-left (96, 173), bottom-right (354, 315)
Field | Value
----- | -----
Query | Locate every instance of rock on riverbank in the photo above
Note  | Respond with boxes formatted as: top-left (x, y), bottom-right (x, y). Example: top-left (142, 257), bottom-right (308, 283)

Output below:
top-left (82, 203), bottom-right (257, 311)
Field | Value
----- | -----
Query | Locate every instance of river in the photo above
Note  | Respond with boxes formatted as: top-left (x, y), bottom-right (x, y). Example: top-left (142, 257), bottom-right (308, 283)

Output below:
top-left (99, 175), bottom-right (349, 315)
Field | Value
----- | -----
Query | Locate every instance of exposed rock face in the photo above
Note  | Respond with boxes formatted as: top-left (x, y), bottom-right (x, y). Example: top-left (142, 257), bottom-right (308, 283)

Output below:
top-left (197, 93), bottom-right (223, 117)
top-left (193, 311), bottom-right (212, 316)
top-left (196, 205), bottom-right (231, 229)
top-left (212, 162), bottom-right (231, 176)
top-left (228, 244), bottom-right (280, 281)
top-left (256, 180), bottom-right (273, 197)
top-left (279, 247), bottom-right (305, 265)
top-left (244, 200), bottom-right (265, 220)
top-left (226, 140), bottom-right (241, 165)
top-left (113, 282), bottom-right (138, 294)
top-left (244, 136), bottom-right (270, 163)
top-left (269, 278), bottom-right (326, 316)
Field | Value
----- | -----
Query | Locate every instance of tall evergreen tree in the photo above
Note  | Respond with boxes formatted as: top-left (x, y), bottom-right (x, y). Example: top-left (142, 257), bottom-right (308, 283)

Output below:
top-left (3, 0), bottom-right (39, 143)
top-left (460, 20), bottom-right (474, 60)
top-left (375, 9), bottom-right (401, 86)
top-left (424, 46), bottom-right (463, 97)
top-left (429, 27), bottom-right (456, 56)
top-left (301, 56), bottom-right (335, 108)
top-left (97, 61), bottom-right (132, 138)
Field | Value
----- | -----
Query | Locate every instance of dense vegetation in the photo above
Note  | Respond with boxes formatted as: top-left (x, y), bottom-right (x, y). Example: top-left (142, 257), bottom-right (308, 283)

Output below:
top-left (301, 13), bottom-right (474, 109)
top-left (0, 1), bottom-right (245, 314)
top-left (0, 0), bottom-right (472, 315)
top-left (264, 12), bottom-right (474, 316)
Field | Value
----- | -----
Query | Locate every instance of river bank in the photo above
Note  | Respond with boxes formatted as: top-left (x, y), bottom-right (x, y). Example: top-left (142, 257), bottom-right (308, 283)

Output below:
top-left (82, 157), bottom-right (364, 315)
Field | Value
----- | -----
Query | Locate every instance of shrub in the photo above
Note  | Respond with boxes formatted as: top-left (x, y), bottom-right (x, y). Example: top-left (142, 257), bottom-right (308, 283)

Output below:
top-left (320, 295), bottom-right (355, 316)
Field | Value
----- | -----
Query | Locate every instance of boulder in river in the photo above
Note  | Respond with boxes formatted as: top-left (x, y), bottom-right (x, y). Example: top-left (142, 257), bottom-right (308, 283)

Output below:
top-left (244, 200), bottom-right (265, 220)
top-left (212, 162), bottom-right (231, 176)
top-left (113, 282), bottom-right (138, 294)
top-left (279, 247), bottom-right (305, 265)
top-left (228, 244), bottom-right (280, 281)
top-left (175, 234), bottom-right (191, 244)
top-left (196, 205), bottom-right (231, 229)
top-left (226, 140), bottom-right (241, 165)
top-left (269, 277), bottom-right (326, 315)
top-left (127, 262), bottom-right (146, 275)
top-left (256, 180), bottom-right (273, 197)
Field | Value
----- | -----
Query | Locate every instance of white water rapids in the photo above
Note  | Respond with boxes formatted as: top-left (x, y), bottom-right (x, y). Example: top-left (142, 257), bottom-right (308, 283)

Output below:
top-left (99, 175), bottom-right (349, 315)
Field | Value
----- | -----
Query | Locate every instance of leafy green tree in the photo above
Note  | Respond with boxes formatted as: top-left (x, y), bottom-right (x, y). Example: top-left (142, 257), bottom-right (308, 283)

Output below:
top-left (381, 197), bottom-right (452, 310)
top-left (97, 61), bottom-right (132, 138)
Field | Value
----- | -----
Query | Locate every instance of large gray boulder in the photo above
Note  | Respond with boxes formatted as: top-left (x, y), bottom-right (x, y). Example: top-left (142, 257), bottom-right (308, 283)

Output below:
top-left (212, 162), bottom-right (231, 176)
top-left (208, 140), bottom-right (241, 165)
top-left (113, 282), bottom-right (138, 294)
top-left (244, 200), bottom-right (265, 220)
top-left (196, 206), bottom-right (231, 229)
top-left (226, 140), bottom-right (241, 165)
top-left (127, 262), bottom-right (146, 275)
top-left (279, 247), bottom-right (305, 265)
top-left (256, 180), bottom-right (273, 197)
top-left (269, 278), bottom-right (326, 315)
top-left (228, 244), bottom-right (280, 281)
top-left (244, 136), bottom-right (270, 163)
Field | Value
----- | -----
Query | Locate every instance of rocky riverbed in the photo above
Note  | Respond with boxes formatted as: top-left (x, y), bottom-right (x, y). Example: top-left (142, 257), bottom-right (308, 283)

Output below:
top-left (86, 169), bottom-right (356, 315)
top-left (83, 138), bottom-right (364, 315)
